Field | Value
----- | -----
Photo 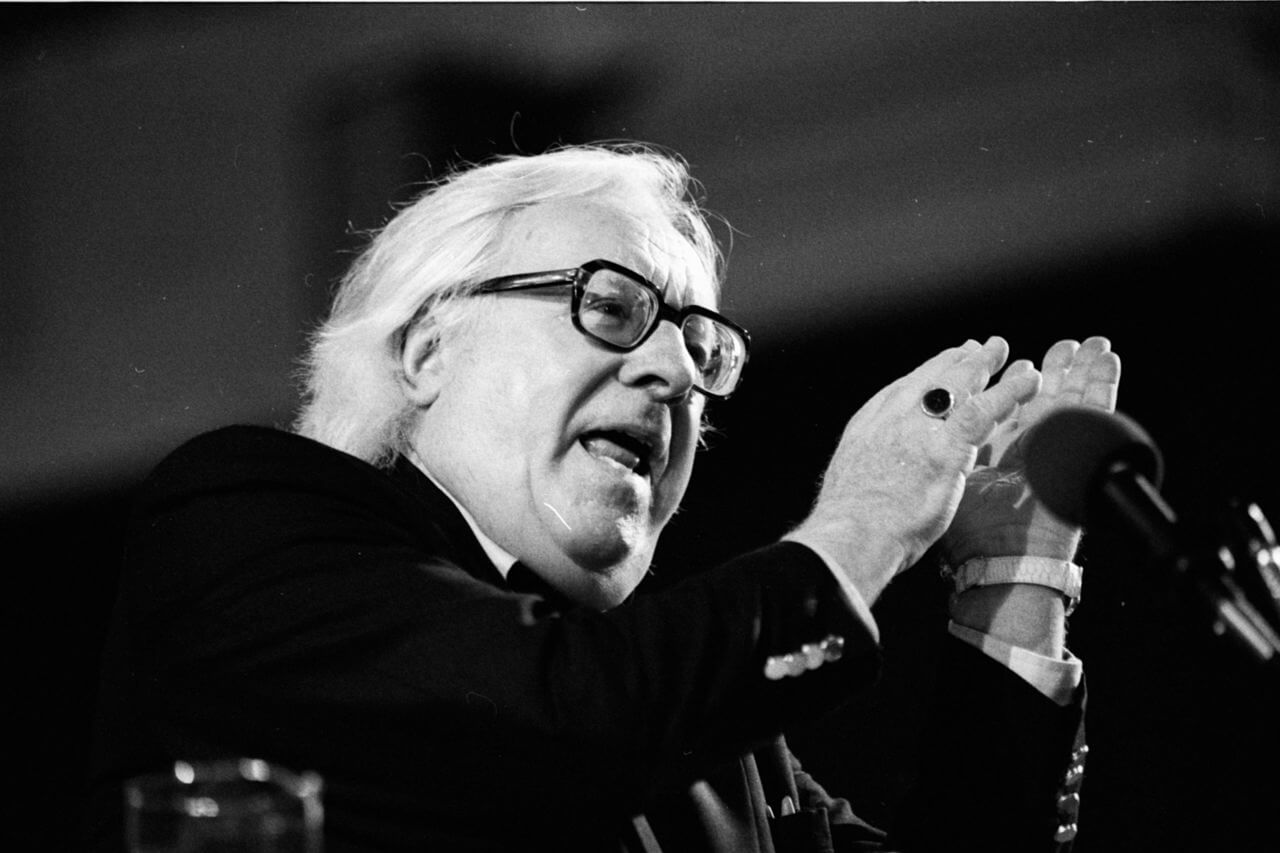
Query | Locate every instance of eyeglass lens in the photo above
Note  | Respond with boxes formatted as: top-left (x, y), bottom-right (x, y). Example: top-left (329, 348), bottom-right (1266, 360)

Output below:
top-left (578, 269), bottom-right (658, 346)
top-left (579, 268), bottom-right (745, 395)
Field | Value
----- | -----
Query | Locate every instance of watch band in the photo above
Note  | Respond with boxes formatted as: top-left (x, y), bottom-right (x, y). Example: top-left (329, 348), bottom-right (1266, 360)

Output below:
top-left (948, 556), bottom-right (1083, 612)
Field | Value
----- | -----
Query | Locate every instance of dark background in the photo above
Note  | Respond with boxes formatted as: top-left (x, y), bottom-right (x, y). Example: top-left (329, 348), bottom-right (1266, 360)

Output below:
top-left (4, 4), bottom-right (1279, 851)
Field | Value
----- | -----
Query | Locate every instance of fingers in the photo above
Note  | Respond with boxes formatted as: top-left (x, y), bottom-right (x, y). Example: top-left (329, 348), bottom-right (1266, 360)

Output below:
top-left (915, 336), bottom-right (1009, 395)
top-left (906, 334), bottom-right (1119, 450)
top-left (1038, 340), bottom-right (1078, 400)
top-left (910, 337), bottom-right (991, 381)
top-left (981, 336), bottom-right (1121, 467)
top-left (1081, 339), bottom-right (1121, 411)
top-left (1039, 335), bottom-right (1121, 413)
top-left (961, 337), bottom-right (1011, 392)
top-left (899, 337), bottom-right (1021, 445)
top-left (948, 358), bottom-right (1040, 444)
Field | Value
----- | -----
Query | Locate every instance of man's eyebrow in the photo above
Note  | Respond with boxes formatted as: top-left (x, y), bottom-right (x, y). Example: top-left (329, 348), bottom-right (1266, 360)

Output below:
top-left (658, 281), bottom-right (690, 308)
top-left (645, 263), bottom-right (692, 302)
top-left (667, 276), bottom-right (712, 310)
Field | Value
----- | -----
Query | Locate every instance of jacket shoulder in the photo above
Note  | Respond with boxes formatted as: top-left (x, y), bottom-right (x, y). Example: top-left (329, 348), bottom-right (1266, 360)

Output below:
top-left (154, 424), bottom-right (375, 480)
top-left (132, 425), bottom-right (423, 546)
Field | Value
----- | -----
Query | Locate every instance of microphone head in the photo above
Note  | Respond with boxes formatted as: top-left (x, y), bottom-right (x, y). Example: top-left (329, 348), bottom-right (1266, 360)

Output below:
top-left (1023, 407), bottom-right (1164, 525)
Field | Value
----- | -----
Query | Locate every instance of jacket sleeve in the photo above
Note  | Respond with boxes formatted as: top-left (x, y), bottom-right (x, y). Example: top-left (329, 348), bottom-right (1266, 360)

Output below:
top-left (885, 637), bottom-right (1086, 853)
top-left (764, 643), bottom-right (1084, 853)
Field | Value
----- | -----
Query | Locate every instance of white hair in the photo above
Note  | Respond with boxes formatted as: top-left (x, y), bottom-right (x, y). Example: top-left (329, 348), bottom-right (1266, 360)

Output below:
top-left (294, 143), bottom-right (724, 468)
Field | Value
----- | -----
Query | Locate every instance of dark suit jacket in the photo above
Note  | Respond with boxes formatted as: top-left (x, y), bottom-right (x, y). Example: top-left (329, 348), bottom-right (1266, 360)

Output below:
top-left (86, 426), bottom-right (1085, 852)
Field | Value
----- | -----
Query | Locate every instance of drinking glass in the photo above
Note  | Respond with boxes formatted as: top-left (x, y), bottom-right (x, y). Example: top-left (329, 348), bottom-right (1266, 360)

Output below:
top-left (125, 758), bottom-right (323, 852)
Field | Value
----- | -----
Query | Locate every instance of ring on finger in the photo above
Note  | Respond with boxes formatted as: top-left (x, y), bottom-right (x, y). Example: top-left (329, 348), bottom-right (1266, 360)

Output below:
top-left (921, 387), bottom-right (955, 419)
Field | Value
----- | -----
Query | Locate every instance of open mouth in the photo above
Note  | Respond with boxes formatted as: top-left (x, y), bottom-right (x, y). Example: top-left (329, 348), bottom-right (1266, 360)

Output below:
top-left (579, 429), bottom-right (655, 477)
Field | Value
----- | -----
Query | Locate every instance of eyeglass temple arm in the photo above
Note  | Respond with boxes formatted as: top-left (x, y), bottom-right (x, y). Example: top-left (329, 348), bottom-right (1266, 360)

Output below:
top-left (473, 270), bottom-right (580, 294)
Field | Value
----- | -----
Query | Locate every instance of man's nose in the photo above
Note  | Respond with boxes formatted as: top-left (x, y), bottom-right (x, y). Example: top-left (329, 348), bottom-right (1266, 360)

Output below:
top-left (618, 320), bottom-right (698, 401)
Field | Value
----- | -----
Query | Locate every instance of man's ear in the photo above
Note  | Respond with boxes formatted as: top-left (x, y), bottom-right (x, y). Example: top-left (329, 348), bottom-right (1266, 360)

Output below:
top-left (400, 322), bottom-right (449, 407)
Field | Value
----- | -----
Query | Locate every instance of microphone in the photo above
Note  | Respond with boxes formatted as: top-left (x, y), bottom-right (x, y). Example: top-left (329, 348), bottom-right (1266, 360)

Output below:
top-left (1023, 407), bottom-right (1170, 553)
top-left (1024, 407), bottom-right (1280, 667)
top-left (1022, 407), bottom-right (1188, 566)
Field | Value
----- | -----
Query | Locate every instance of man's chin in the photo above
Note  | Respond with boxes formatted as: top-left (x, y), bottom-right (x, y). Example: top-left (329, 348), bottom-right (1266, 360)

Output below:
top-left (564, 532), bottom-right (644, 573)
top-left (554, 537), bottom-right (653, 609)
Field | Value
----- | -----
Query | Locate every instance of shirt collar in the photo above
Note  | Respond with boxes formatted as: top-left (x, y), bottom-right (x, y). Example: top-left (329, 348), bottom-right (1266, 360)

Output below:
top-left (404, 448), bottom-right (519, 579)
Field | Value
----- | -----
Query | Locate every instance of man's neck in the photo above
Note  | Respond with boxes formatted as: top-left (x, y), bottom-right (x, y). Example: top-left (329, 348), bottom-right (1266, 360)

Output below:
top-left (404, 446), bottom-right (519, 579)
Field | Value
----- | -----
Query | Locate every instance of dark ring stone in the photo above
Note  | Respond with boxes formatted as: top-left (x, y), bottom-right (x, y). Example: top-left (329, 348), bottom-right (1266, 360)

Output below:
top-left (921, 388), bottom-right (955, 418)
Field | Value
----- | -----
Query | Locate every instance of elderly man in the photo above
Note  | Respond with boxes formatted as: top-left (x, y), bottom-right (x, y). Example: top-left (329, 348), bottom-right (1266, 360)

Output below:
top-left (88, 144), bottom-right (1118, 852)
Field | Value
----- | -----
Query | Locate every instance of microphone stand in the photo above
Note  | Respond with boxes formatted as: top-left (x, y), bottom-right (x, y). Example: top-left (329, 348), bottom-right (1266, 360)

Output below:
top-left (1026, 407), bottom-right (1280, 670)
top-left (1103, 468), bottom-right (1280, 668)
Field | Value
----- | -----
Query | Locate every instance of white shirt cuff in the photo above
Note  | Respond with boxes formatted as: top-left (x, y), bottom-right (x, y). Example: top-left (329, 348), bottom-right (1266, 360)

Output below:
top-left (948, 620), bottom-right (1083, 706)
top-left (778, 538), bottom-right (1081, 704)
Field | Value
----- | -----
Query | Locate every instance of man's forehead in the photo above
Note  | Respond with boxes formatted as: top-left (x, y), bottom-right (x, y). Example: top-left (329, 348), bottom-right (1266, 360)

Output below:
top-left (636, 232), bottom-right (716, 307)
top-left (496, 199), bottom-right (717, 307)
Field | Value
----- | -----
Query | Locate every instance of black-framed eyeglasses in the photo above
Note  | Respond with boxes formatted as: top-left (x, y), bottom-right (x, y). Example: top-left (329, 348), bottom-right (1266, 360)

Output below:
top-left (472, 259), bottom-right (751, 398)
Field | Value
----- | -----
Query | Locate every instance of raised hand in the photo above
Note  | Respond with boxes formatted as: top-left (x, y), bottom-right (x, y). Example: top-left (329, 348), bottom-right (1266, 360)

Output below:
top-left (942, 337), bottom-right (1122, 566)
top-left (788, 337), bottom-right (1041, 605)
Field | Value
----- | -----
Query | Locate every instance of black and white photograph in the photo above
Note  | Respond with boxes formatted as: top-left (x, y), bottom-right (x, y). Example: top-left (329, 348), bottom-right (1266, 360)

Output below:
top-left (4, 4), bottom-right (1279, 851)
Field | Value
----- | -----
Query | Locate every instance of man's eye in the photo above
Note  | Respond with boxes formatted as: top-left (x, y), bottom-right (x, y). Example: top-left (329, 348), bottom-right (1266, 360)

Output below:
top-left (583, 295), bottom-right (630, 315)
top-left (689, 342), bottom-right (722, 371)
top-left (581, 294), bottom-right (636, 327)
top-left (683, 324), bottom-right (721, 369)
